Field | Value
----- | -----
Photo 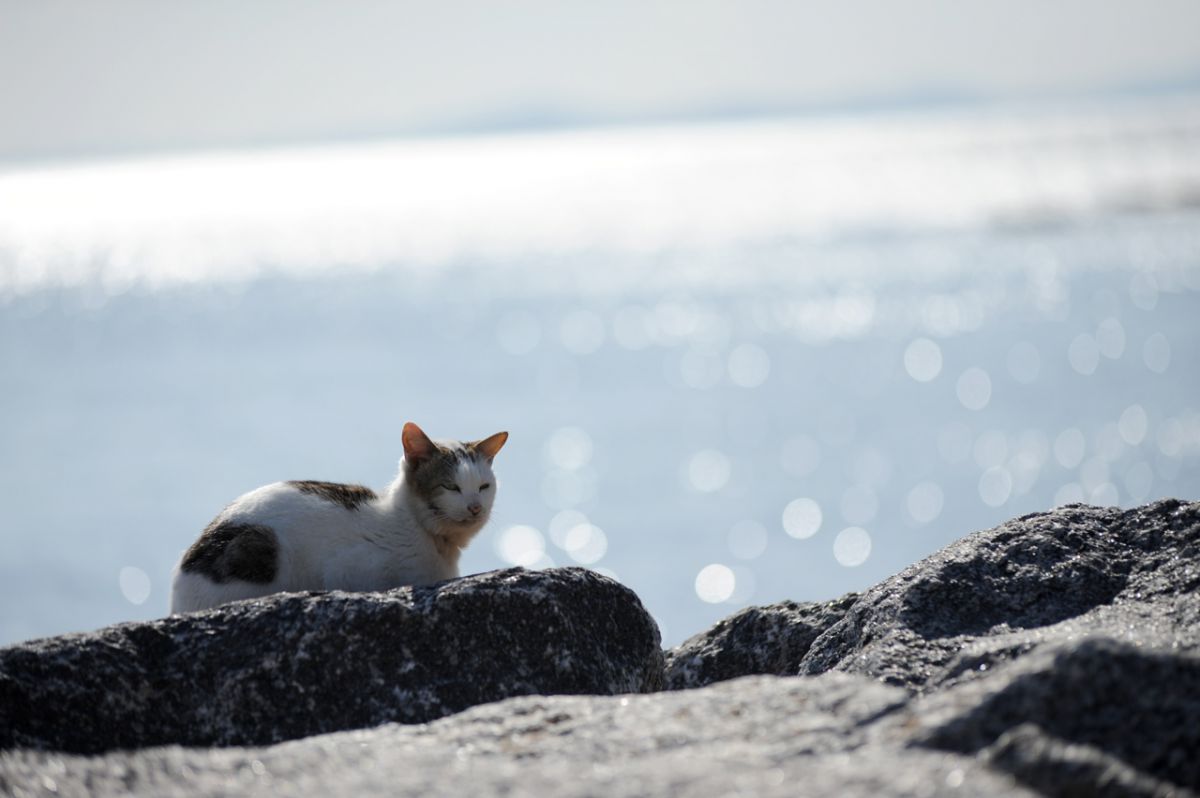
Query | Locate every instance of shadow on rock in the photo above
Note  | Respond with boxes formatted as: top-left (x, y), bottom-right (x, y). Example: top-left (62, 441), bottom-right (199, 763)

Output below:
top-left (904, 636), bottom-right (1200, 792)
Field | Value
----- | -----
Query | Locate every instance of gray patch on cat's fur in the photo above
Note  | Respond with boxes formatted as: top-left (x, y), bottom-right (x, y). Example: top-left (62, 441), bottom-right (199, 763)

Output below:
top-left (288, 480), bottom-right (377, 510)
top-left (180, 521), bottom-right (278, 584)
top-left (406, 443), bottom-right (478, 502)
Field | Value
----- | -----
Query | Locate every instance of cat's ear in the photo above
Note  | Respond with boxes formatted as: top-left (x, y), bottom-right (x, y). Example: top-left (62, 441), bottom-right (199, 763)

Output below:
top-left (402, 422), bottom-right (437, 467)
top-left (472, 431), bottom-right (509, 464)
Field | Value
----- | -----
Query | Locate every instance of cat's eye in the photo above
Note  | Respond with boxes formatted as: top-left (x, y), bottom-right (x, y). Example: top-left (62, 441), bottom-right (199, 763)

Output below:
top-left (480, 483), bottom-right (491, 490)
top-left (443, 484), bottom-right (461, 493)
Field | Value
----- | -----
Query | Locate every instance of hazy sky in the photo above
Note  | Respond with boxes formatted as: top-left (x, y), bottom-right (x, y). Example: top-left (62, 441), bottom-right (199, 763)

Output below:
top-left (3, 0), bottom-right (1200, 162)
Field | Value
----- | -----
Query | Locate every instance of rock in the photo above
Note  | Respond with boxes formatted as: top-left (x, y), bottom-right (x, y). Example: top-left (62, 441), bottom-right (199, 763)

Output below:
top-left (906, 637), bottom-right (1200, 795)
top-left (0, 567), bottom-right (663, 753)
top-left (0, 674), bottom-right (1039, 798)
top-left (664, 594), bottom-right (857, 690)
top-left (978, 723), bottom-right (1195, 798)
top-left (796, 500), bottom-right (1200, 690)
top-left (664, 500), bottom-right (1199, 694)
top-left (3, 500), bottom-right (1198, 797)
top-left (662, 499), bottom-right (1200, 795)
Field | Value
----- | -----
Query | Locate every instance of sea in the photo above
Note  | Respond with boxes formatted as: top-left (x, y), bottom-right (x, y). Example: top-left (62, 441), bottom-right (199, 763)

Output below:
top-left (1, 96), bottom-right (1198, 648)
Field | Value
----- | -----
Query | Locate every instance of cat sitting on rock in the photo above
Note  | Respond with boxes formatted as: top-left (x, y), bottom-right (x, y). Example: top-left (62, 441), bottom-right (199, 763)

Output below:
top-left (171, 422), bottom-right (507, 613)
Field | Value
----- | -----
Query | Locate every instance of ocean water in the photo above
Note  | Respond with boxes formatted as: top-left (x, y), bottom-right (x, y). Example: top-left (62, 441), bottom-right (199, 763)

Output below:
top-left (2, 98), bottom-right (1199, 647)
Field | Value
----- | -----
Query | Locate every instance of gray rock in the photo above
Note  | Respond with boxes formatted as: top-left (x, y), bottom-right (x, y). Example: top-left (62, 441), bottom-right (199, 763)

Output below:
top-left (664, 594), bottom-right (857, 690)
top-left (663, 499), bottom-right (1200, 795)
top-left (903, 636), bottom-right (1200, 794)
top-left (664, 501), bottom-right (1200, 694)
top-left (0, 674), bottom-right (1037, 798)
top-left (0, 567), bottom-right (663, 753)
top-left (3, 499), bottom-right (1198, 797)
top-left (797, 500), bottom-right (1200, 691)
top-left (979, 724), bottom-right (1197, 798)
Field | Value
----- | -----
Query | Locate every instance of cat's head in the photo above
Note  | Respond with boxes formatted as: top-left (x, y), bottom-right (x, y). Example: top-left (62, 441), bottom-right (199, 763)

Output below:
top-left (401, 421), bottom-right (508, 545)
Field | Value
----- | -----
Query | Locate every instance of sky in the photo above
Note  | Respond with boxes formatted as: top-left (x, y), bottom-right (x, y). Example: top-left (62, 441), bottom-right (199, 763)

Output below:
top-left (2, 0), bottom-right (1200, 163)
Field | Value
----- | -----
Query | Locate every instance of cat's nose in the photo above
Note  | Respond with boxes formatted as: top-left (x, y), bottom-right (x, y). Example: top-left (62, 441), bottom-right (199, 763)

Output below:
top-left (467, 501), bottom-right (483, 516)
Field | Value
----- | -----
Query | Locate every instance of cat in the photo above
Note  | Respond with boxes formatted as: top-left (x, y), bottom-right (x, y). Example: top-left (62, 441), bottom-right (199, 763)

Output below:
top-left (170, 422), bottom-right (508, 614)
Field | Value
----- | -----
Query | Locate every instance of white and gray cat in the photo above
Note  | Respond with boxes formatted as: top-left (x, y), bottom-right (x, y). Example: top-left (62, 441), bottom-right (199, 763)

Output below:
top-left (170, 422), bottom-right (508, 614)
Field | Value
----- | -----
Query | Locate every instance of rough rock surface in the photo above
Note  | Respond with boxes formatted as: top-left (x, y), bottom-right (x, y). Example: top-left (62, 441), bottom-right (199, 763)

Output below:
top-left (663, 499), bottom-right (1200, 796)
top-left (797, 499), bottom-right (1200, 691)
top-left (664, 593), bottom-right (858, 689)
top-left (907, 636), bottom-right (1200, 795)
top-left (2, 500), bottom-right (1198, 797)
top-left (0, 674), bottom-right (1037, 798)
top-left (0, 567), bottom-right (663, 753)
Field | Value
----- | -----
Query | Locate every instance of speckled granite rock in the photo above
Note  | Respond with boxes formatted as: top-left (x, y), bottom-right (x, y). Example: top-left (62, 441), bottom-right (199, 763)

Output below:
top-left (666, 500), bottom-right (1199, 693)
top-left (908, 636), bottom-right (1200, 795)
top-left (0, 673), bottom-right (1038, 798)
top-left (664, 594), bottom-right (857, 690)
top-left (0, 567), bottom-right (663, 753)
top-left (661, 499), bottom-right (1200, 795)
top-left (796, 499), bottom-right (1200, 691)
top-left (3, 500), bottom-right (1199, 797)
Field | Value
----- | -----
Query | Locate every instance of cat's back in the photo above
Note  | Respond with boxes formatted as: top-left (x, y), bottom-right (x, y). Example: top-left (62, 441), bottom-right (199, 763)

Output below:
top-left (224, 479), bottom-right (381, 528)
top-left (170, 479), bottom-right (385, 613)
top-left (200, 479), bottom-right (387, 560)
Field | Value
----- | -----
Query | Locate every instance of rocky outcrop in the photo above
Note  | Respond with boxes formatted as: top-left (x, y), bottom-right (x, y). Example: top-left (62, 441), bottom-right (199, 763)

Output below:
top-left (0, 567), bottom-right (663, 753)
top-left (797, 499), bottom-right (1200, 691)
top-left (1, 673), bottom-right (1035, 798)
top-left (2, 499), bottom-right (1198, 797)
top-left (660, 499), bottom-right (1200, 796)
top-left (665, 500), bottom-right (1200, 692)
top-left (664, 593), bottom-right (858, 690)
top-left (910, 636), bottom-right (1200, 794)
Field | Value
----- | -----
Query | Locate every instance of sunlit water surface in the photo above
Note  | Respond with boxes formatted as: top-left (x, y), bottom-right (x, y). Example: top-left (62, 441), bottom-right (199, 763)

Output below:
top-left (2, 99), bottom-right (1199, 647)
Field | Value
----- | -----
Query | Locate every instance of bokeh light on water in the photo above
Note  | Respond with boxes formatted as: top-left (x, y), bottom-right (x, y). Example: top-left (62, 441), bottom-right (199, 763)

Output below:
top-left (832, 527), bottom-right (873, 568)
top-left (494, 525), bottom-right (549, 568)
top-left (694, 564), bottom-right (737, 604)
top-left (2, 101), bottom-right (1200, 646)
top-left (118, 567), bottom-right (152, 606)
top-left (782, 498), bottom-right (824, 540)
